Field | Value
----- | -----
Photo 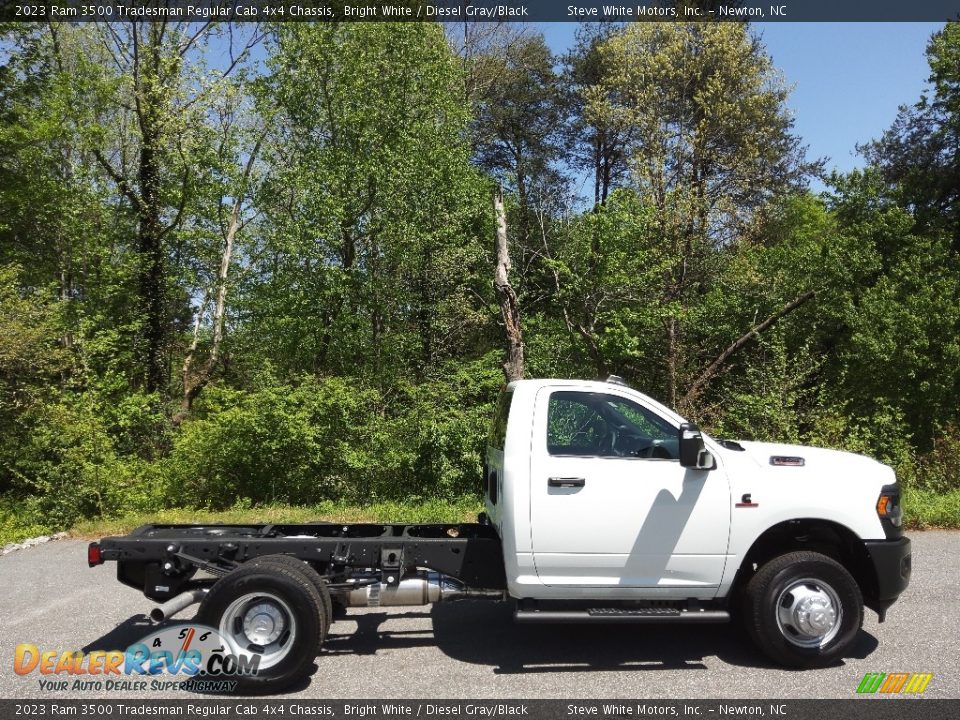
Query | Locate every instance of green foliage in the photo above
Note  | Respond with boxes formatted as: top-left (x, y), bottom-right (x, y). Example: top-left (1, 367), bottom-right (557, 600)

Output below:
top-left (558, 23), bottom-right (819, 411)
top-left (167, 375), bottom-right (386, 507)
top-left (908, 425), bottom-right (960, 495)
top-left (2, 22), bottom-right (960, 537)
top-left (0, 497), bottom-right (52, 546)
top-left (862, 22), bottom-right (960, 250)
top-left (562, 24), bottom-right (632, 206)
top-left (163, 362), bottom-right (502, 509)
top-left (821, 170), bottom-right (960, 448)
top-left (544, 190), bottom-right (667, 382)
top-left (595, 23), bottom-right (812, 239)
top-left (902, 488), bottom-right (960, 529)
top-left (399, 355), bottom-right (505, 498)
top-left (3, 387), bottom-right (170, 526)
top-left (708, 331), bottom-right (817, 445)
top-left (0, 264), bottom-right (67, 387)
top-left (246, 23), bottom-right (491, 382)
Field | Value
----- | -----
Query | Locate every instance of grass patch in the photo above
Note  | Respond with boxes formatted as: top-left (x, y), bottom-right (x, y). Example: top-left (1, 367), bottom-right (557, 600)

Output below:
top-left (3, 489), bottom-right (956, 547)
top-left (68, 496), bottom-right (485, 539)
top-left (0, 524), bottom-right (51, 547)
top-left (903, 487), bottom-right (960, 529)
top-left (65, 491), bottom-right (960, 537)
top-left (0, 496), bottom-right (59, 546)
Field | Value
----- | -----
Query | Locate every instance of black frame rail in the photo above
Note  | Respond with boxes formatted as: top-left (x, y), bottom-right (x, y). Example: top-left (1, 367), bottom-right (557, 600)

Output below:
top-left (95, 522), bottom-right (506, 601)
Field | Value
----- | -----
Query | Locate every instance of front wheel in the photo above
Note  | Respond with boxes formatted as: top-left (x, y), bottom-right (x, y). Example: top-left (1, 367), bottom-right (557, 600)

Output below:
top-left (743, 551), bottom-right (863, 668)
top-left (196, 562), bottom-right (324, 692)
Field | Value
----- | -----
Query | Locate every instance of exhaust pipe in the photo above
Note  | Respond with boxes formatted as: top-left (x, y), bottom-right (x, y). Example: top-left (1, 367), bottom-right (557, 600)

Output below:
top-left (150, 589), bottom-right (208, 622)
top-left (340, 571), bottom-right (503, 608)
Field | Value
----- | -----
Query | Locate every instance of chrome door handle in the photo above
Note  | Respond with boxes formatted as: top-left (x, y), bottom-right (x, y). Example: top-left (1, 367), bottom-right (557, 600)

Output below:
top-left (548, 477), bottom-right (586, 488)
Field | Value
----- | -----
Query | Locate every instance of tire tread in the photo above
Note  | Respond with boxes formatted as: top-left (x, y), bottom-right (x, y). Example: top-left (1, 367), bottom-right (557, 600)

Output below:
top-left (743, 550), bottom-right (863, 668)
top-left (196, 561), bottom-right (324, 692)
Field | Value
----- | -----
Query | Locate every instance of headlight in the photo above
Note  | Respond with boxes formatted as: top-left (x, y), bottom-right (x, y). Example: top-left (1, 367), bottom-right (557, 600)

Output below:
top-left (877, 485), bottom-right (903, 528)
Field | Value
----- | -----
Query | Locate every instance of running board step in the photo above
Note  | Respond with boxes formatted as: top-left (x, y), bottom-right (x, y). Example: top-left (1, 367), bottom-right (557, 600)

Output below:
top-left (514, 608), bottom-right (730, 624)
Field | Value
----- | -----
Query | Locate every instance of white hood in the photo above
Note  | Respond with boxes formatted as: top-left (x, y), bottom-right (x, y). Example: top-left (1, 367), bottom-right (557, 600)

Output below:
top-left (733, 440), bottom-right (889, 475)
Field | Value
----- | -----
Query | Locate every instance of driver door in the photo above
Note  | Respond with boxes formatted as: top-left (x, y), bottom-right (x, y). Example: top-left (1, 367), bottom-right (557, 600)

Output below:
top-left (529, 387), bottom-right (730, 589)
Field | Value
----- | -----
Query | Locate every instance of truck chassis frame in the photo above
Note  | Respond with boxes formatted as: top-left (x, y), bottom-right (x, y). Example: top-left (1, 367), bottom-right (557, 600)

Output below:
top-left (95, 522), bottom-right (507, 602)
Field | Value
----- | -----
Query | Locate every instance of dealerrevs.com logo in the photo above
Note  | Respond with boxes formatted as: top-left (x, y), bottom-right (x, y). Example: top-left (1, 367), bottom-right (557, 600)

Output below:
top-left (856, 672), bottom-right (934, 694)
top-left (13, 623), bottom-right (259, 693)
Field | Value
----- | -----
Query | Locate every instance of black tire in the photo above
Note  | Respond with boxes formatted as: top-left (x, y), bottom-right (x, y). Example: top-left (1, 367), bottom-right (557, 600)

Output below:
top-left (196, 562), bottom-right (324, 693)
top-left (743, 551), bottom-right (863, 668)
top-left (247, 554), bottom-right (332, 635)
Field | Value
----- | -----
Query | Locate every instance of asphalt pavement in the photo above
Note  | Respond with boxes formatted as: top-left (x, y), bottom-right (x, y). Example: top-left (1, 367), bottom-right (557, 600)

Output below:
top-left (0, 532), bottom-right (957, 699)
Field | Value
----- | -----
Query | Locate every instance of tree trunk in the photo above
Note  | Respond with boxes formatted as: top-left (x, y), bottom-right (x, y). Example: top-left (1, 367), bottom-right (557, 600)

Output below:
top-left (137, 166), bottom-right (165, 393)
top-left (593, 137), bottom-right (603, 207)
top-left (172, 206), bottom-right (236, 425)
top-left (174, 136), bottom-right (263, 425)
top-left (666, 316), bottom-right (678, 408)
top-left (493, 187), bottom-right (524, 382)
top-left (137, 24), bottom-right (169, 394)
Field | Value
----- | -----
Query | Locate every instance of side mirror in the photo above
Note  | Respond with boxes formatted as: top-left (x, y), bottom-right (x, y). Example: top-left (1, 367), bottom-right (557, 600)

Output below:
top-left (679, 423), bottom-right (713, 470)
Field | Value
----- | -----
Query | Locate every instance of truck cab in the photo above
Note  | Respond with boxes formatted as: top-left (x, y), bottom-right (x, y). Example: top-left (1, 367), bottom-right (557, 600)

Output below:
top-left (484, 377), bottom-right (911, 666)
top-left (485, 378), bottom-right (730, 597)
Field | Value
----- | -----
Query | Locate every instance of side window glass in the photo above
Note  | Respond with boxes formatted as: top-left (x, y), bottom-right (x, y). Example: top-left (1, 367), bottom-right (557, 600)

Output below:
top-left (547, 396), bottom-right (611, 456)
top-left (547, 391), bottom-right (678, 460)
top-left (487, 391), bottom-right (513, 450)
top-left (605, 398), bottom-right (675, 442)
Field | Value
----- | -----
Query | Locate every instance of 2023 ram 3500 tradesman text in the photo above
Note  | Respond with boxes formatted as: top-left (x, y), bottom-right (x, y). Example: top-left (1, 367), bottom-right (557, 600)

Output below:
top-left (89, 377), bottom-right (912, 692)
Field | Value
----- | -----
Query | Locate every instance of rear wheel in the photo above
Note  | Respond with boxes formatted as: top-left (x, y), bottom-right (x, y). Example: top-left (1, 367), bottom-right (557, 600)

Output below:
top-left (743, 551), bottom-right (863, 668)
top-left (196, 562), bottom-right (324, 692)
top-left (247, 554), bottom-right (332, 635)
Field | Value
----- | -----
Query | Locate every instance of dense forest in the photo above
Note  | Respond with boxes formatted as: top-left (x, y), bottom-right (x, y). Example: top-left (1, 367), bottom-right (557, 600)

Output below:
top-left (1, 20), bottom-right (959, 539)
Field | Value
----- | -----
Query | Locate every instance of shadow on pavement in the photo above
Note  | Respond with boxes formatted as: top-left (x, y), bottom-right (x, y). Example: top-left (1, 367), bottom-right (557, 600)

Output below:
top-left (320, 601), bottom-right (880, 674)
top-left (82, 614), bottom-right (156, 653)
top-left (83, 601), bottom-right (881, 686)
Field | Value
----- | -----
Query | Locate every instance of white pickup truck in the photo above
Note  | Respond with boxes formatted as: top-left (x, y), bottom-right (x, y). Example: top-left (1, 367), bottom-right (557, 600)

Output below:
top-left (90, 376), bottom-right (911, 691)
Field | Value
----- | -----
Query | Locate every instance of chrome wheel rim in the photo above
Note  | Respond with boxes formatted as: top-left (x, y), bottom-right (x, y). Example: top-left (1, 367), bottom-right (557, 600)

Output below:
top-left (775, 578), bottom-right (843, 648)
top-left (221, 592), bottom-right (296, 670)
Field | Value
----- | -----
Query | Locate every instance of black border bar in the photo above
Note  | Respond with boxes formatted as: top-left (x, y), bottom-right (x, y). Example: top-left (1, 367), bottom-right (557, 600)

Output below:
top-left (2, 0), bottom-right (960, 23)
top-left (1, 699), bottom-right (957, 719)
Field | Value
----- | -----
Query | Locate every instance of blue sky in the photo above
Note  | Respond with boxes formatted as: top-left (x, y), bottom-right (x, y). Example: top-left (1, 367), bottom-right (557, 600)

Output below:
top-left (541, 22), bottom-right (942, 179)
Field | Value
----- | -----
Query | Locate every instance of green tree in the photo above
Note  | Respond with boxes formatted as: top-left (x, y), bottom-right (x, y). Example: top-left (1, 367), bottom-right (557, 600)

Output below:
top-left (246, 23), bottom-right (490, 382)
top-left (470, 34), bottom-right (568, 306)
top-left (562, 23), bottom-right (632, 208)
top-left (862, 22), bottom-right (960, 253)
top-left (573, 23), bottom-right (816, 408)
top-left (47, 23), bottom-right (261, 393)
top-left (825, 170), bottom-right (960, 450)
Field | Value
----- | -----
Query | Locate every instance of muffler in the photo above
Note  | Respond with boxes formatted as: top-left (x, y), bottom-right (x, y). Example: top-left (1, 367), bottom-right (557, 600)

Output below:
top-left (339, 571), bottom-right (503, 608)
top-left (150, 588), bottom-right (208, 622)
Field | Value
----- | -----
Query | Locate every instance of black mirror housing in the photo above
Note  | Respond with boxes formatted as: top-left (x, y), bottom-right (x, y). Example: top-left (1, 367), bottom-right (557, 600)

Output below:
top-left (679, 422), bottom-right (705, 468)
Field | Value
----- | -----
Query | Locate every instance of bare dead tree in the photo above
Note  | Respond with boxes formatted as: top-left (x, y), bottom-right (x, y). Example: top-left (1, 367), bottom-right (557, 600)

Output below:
top-left (493, 186), bottom-right (524, 382)
top-left (174, 133), bottom-right (266, 425)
